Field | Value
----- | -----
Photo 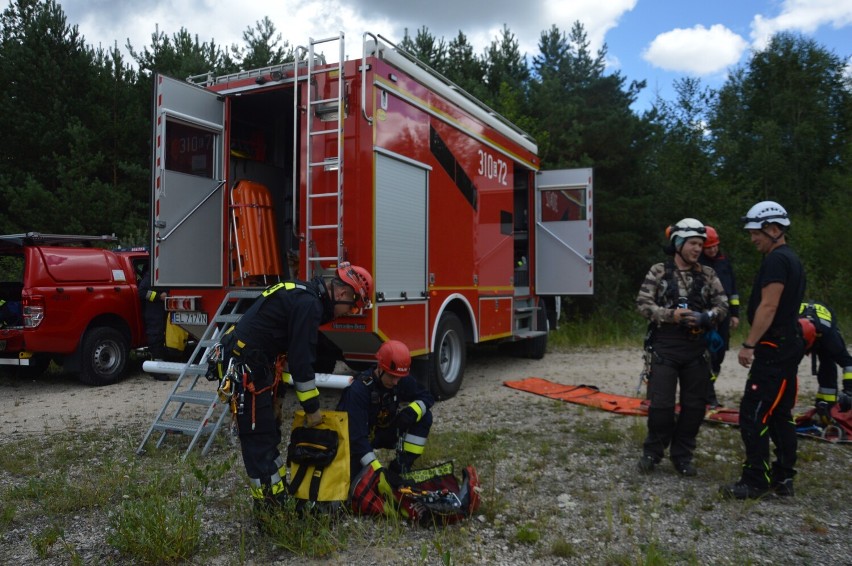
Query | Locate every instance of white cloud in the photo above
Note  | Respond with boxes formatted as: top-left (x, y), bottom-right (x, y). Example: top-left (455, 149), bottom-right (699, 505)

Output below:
top-left (64, 0), bottom-right (395, 61)
top-left (642, 24), bottom-right (748, 75)
top-left (750, 0), bottom-right (852, 49)
top-left (62, 0), bottom-right (641, 69)
top-left (542, 0), bottom-right (638, 52)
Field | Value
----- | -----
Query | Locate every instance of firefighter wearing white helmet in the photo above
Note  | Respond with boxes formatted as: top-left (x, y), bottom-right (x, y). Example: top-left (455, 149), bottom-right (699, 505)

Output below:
top-left (337, 339), bottom-right (435, 499)
top-left (742, 200), bottom-right (790, 227)
top-left (721, 201), bottom-right (806, 500)
top-left (636, 218), bottom-right (728, 477)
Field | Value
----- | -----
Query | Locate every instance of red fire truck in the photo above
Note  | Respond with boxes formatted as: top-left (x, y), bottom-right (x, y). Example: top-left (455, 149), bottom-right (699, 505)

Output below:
top-left (150, 32), bottom-right (592, 399)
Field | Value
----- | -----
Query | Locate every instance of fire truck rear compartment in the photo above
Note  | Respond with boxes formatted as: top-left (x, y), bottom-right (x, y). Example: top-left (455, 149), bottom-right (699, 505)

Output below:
top-left (228, 88), bottom-right (298, 284)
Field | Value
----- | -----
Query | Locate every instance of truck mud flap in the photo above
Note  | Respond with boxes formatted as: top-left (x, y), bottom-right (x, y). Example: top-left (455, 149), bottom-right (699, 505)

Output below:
top-left (230, 180), bottom-right (283, 285)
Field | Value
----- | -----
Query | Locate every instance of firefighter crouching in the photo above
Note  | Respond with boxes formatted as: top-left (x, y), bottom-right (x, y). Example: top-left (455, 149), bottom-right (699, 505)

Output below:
top-left (211, 262), bottom-right (373, 512)
top-left (636, 218), bottom-right (728, 476)
top-left (337, 340), bottom-right (434, 501)
top-left (799, 301), bottom-right (852, 414)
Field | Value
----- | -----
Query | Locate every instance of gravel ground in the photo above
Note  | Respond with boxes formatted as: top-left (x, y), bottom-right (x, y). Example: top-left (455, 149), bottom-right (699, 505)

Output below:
top-left (1, 346), bottom-right (851, 565)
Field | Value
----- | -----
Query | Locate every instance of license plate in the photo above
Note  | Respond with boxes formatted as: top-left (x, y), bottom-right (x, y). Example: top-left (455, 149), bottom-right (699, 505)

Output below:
top-left (171, 312), bottom-right (207, 325)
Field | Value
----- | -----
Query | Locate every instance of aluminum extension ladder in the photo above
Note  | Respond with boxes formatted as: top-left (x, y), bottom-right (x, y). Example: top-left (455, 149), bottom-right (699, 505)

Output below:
top-left (300, 33), bottom-right (346, 276)
top-left (136, 289), bottom-right (261, 460)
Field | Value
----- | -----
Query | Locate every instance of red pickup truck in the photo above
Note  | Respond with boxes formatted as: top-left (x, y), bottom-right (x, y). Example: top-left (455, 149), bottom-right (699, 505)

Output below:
top-left (0, 233), bottom-right (150, 385)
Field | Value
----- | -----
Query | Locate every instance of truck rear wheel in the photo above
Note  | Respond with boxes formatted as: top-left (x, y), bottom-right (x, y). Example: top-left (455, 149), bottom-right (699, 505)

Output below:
top-left (78, 327), bottom-right (128, 386)
top-left (418, 312), bottom-right (466, 401)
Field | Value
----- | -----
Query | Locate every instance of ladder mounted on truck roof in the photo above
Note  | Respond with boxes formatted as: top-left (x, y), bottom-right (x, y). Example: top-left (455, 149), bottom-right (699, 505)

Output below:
top-left (301, 33), bottom-right (346, 277)
top-left (136, 289), bottom-right (262, 460)
top-left (0, 232), bottom-right (118, 247)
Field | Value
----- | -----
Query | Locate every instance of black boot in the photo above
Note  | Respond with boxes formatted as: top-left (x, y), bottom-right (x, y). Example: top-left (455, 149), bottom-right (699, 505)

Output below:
top-left (390, 452), bottom-right (417, 475)
top-left (669, 406), bottom-right (705, 470)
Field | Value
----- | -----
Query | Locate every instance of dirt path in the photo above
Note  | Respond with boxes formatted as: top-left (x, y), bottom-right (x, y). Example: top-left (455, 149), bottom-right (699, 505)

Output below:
top-left (0, 346), bottom-right (820, 437)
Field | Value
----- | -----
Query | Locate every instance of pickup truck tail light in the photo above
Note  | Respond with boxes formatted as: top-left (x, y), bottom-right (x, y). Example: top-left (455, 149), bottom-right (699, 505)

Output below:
top-left (22, 295), bottom-right (45, 328)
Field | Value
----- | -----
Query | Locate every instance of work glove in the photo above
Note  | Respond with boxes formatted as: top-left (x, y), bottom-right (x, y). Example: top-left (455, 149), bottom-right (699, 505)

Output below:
top-left (376, 465), bottom-right (414, 498)
top-left (838, 391), bottom-right (852, 413)
top-left (814, 400), bottom-right (832, 426)
top-left (393, 405), bottom-right (419, 429)
top-left (682, 311), bottom-right (714, 330)
top-left (694, 311), bottom-right (714, 329)
top-left (678, 310), bottom-right (696, 328)
top-left (304, 409), bottom-right (323, 428)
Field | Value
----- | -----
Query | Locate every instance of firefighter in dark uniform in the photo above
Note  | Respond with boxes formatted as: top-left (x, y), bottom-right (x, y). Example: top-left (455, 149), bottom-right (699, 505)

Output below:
top-left (699, 226), bottom-right (740, 407)
top-left (721, 201), bottom-right (806, 499)
top-left (138, 267), bottom-right (170, 381)
top-left (799, 301), bottom-right (852, 413)
top-left (337, 340), bottom-right (434, 485)
top-left (636, 218), bottom-right (728, 477)
top-left (220, 262), bottom-right (372, 510)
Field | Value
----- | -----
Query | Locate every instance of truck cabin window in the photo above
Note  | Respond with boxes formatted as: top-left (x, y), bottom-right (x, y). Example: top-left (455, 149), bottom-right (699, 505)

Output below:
top-left (166, 120), bottom-right (216, 178)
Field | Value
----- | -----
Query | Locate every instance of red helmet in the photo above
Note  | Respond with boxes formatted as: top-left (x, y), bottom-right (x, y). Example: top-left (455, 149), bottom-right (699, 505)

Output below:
top-left (336, 262), bottom-right (373, 311)
top-left (799, 317), bottom-right (816, 352)
top-left (376, 340), bottom-right (411, 377)
top-left (704, 226), bottom-right (720, 248)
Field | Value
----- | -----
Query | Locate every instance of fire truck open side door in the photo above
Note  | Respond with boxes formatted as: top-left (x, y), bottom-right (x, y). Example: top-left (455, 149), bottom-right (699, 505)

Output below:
top-left (534, 168), bottom-right (593, 295)
top-left (151, 74), bottom-right (225, 287)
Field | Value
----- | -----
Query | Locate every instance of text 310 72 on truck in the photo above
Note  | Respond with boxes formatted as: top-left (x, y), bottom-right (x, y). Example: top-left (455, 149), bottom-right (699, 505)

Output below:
top-left (151, 32), bottom-right (593, 399)
top-left (0, 233), bottom-right (150, 385)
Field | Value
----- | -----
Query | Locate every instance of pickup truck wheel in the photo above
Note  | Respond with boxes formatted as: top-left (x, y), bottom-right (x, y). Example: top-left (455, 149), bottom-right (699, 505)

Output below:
top-left (78, 327), bottom-right (128, 386)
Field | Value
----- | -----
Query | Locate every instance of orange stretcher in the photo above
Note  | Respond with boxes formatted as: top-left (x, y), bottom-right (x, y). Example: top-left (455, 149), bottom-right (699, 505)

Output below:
top-left (504, 377), bottom-right (851, 442)
top-left (230, 180), bottom-right (283, 285)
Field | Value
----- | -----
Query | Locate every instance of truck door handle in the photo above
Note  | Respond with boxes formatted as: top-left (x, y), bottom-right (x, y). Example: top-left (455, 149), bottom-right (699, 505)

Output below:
top-left (86, 287), bottom-right (94, 292)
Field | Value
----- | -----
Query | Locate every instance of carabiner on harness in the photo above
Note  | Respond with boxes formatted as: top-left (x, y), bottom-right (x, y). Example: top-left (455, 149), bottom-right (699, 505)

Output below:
top-left (217, 357), bottom-right (238, 402)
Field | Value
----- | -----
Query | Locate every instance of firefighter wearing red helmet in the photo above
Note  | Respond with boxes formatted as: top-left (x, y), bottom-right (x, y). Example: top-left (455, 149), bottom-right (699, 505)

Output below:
top-left (218, 261), bottom-right (372, 512)
top-left (799, 301), bottom-right (852, 413)
top-left (699, 225), bottom-right (740, 407)
top-left (337, 339), bottom-right (435, 494)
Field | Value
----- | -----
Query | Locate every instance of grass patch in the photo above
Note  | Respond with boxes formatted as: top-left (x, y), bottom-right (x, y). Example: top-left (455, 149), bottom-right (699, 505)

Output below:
top-left (0, 441), bottom-right (39, 475)
top-left (108, 487), bottom-right (203, 563)
top-left (550, 314), bottom-right (645, 349)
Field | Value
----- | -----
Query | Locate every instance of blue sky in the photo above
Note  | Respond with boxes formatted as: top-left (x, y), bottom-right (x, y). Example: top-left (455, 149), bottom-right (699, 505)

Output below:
top-left (57, 0), bottom-right (852, 112)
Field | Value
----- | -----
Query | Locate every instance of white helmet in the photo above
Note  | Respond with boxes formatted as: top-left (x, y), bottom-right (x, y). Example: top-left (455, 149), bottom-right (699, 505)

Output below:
top-left (742, 201), bottom-right (790, 230)
top-left (667, 218), bottom-right (707, 243)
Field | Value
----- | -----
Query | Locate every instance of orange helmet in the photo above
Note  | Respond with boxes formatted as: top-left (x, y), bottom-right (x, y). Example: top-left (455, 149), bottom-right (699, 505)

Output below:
top-left (799, 317), bottom-right (816, 352)
top-left (336, 262), bottom-right (373, 312)
top-left (376, 340), bottom-right (411, 377)
top-left (704, 226), bottom-right (720, 248)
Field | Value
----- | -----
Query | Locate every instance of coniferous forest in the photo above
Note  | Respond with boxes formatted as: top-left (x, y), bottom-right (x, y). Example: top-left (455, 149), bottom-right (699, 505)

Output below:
top-left (2, 0), bottom-right (851, 318)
